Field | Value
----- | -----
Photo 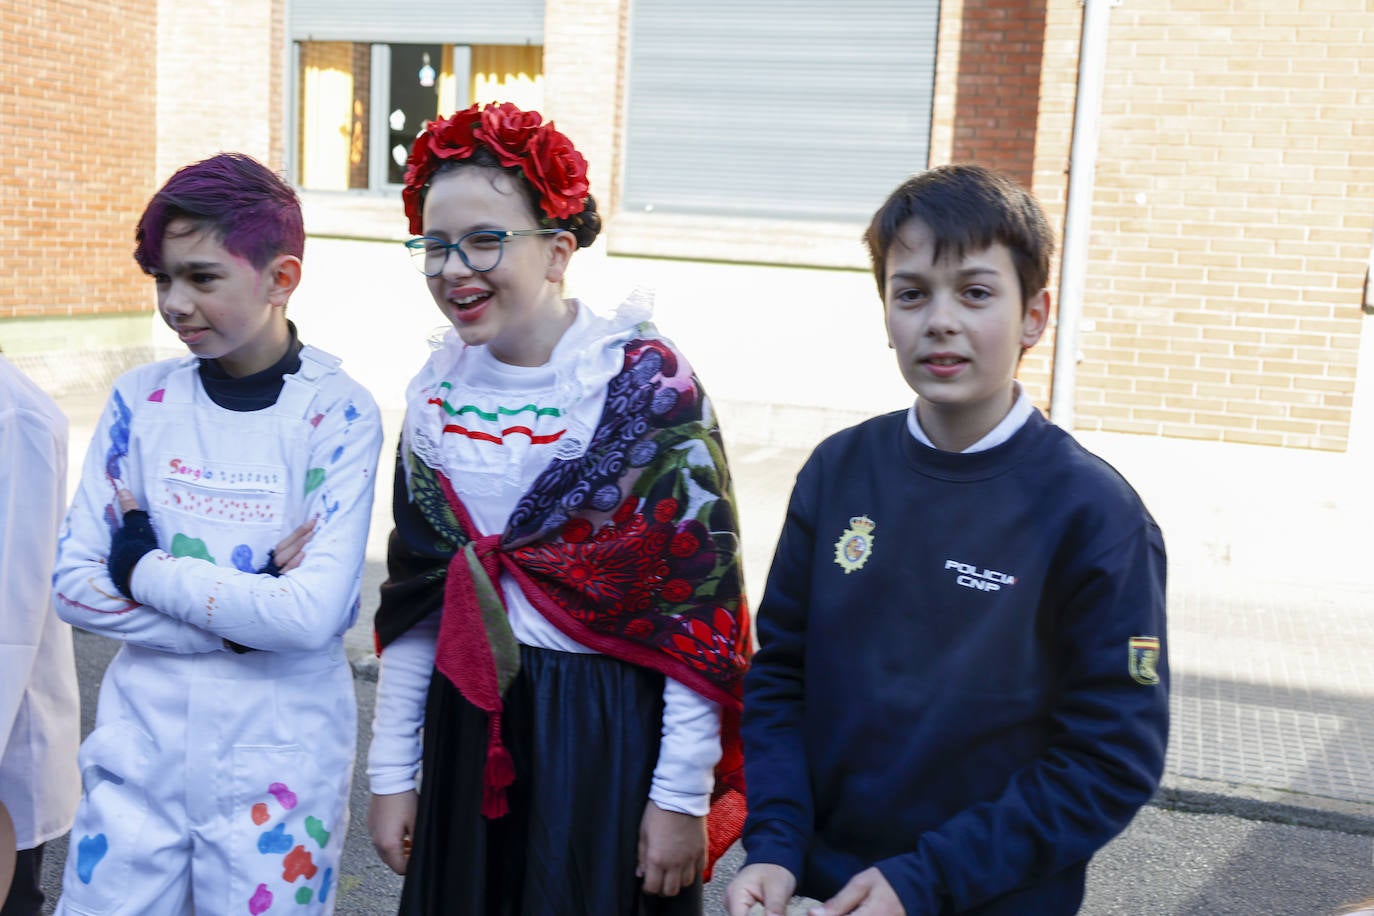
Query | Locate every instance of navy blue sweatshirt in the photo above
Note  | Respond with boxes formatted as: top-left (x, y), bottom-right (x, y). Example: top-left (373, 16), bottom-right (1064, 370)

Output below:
top-left (741, 409), bottom-right (1168, 915)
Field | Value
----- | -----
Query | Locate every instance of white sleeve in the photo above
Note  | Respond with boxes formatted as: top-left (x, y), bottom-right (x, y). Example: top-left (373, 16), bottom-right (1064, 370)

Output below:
top-left (367, 612), bottom-right (439, 795)
top-left (0, 403), bottom-right (67, 749)
top-left (129, 387), bottom-right (384, 652)
top-left (52, 382), bottom-right (222, 654)
top-left (649, 677), bottom-right (723, 816)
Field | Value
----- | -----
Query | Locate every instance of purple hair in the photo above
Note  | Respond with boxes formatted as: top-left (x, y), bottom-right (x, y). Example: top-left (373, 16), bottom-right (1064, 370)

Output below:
top-left (134, 153), bottom-right (304, 273)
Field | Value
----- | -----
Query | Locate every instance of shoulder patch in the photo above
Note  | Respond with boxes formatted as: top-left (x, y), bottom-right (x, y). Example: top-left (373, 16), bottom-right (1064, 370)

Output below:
top-left (833, 515), bottom-right (876, 574)
top-left (1128, 636), bottom-right (1161, 686)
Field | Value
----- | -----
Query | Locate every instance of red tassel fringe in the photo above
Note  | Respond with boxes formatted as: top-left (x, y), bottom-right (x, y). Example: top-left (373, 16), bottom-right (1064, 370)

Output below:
top-left (481, 712), bottom-right (516, 819)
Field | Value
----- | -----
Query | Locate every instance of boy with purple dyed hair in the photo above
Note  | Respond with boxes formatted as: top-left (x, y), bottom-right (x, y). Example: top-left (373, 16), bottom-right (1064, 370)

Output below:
top-left (133, 152), bottom-right (306, 276)
top-left (52, 153), bottom-right (382, 915)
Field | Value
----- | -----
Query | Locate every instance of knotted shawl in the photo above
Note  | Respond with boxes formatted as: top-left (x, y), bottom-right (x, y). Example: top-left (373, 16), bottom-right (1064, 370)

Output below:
top-left (375, 331), bottom-right (751, 870)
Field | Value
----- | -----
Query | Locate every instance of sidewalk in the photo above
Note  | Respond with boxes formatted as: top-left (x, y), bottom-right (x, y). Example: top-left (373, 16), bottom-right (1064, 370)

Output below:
top-left (55, 392), bottom-right (1374, 835)
top-left (1075, 428), bottom-right (1374, 832)
top-left (720, 418), bottom-right (1374, 835)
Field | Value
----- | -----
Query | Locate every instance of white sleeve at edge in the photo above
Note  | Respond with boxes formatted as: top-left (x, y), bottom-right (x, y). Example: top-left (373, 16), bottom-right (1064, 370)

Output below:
top-left (650, 678), bottom-right (723, 816)
top-left (367, 613), bottom-right (439, 795)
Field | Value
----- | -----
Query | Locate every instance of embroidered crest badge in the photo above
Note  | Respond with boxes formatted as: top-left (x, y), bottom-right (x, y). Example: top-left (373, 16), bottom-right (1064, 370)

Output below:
top-left (833, 515), bottom-right (876, 574)
top-left (1128, 636), bottom-right (1161, 686)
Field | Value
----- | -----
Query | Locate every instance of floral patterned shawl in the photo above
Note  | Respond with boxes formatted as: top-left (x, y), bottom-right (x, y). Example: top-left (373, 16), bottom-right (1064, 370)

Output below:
top-left (375, 329), bottom-right (750, 869)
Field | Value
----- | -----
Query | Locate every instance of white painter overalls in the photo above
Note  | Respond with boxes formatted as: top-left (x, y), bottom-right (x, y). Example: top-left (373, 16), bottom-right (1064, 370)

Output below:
top-left (57, 352), bottom-right (356, 916)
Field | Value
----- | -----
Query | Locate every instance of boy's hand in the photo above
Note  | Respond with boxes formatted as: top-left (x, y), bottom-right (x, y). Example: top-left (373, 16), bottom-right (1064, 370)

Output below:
top-left (368, 790), bottom-right (417, 875)
top-left (108, 489), bottom-right (157, 600)
top-left (808, 867), bottom-right (905, 916)
top-left (637, 801), bottom-right (706, 897)
top-left (261, 517), bottom-right (317, 575)
top-left (725, 863), bottom-right (797, 916)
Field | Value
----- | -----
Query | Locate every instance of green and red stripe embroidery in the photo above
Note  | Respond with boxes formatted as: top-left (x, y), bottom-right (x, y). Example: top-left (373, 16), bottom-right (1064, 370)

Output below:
top-left (430, 383), bottom-right (566, 446)
top-left (440, 423), bottom-right (566, 445)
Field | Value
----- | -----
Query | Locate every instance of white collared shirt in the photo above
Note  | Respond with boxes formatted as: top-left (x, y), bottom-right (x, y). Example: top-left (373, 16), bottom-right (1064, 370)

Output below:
top-left (906, 382), bottom-right (1035, 453)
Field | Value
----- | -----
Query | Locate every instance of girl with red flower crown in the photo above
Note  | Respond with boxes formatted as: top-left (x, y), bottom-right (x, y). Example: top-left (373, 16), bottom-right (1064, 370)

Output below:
top-left (367, 102), bottom-right (752, 915)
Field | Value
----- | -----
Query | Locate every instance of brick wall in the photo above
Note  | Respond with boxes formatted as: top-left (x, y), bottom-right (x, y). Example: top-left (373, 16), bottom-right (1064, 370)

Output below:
top-left (156, 0), bottom-right (283, 181)
top-left (350, 44), bottom-right (372, 190)
top-left (1051, 1), bottom-right (1372, 450)
top-left (9, 1), bottom-right (1366, 449)
top-left (1024, 0), bottom-right (1086, 413)
top-left (543, 0), bottom-right (623, 218)
top-left (931, 0), bottom-right (1060, 411)
top-left (0, 0), bottom-right (157, 320)
top-left (0, 0), bottom-right (288, 324)
top-left (948, 0), bottom-right (1048, 190)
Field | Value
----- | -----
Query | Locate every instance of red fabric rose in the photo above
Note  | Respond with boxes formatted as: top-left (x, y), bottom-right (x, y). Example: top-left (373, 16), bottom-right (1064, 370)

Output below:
top-left (402, 102), bottom-right (589, 231)
top-left (426, 108), bottom-right (483, 162)
top-left (401, 184), bottom-right (426, 236)
top-left (524, 123), bottom-right (590, 220)
top-left (401, 108), bottom-right (483, 233)
top-left (475, 102), bottom-right (545, 168)
top-left (653, 498), bottom-right (679, 523)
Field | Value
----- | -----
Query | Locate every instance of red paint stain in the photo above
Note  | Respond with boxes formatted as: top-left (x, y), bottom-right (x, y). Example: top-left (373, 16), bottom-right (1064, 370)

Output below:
top-left (282, 845), bottom-right (317, 882)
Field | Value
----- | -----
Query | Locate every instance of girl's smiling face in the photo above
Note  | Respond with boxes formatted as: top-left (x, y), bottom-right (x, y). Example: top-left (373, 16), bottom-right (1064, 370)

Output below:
top-left (421, 166), bottom-right (575, 367)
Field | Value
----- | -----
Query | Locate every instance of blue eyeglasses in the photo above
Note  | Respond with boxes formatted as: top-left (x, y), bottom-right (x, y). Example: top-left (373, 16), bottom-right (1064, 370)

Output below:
top-left (405, 228), bottom-right (565, 276)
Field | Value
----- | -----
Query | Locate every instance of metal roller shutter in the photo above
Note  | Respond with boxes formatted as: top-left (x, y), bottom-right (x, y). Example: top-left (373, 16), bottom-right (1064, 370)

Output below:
top-left (289, 0), bottom-right (543, 44)
top-left (624, 0), bottom-right (940, 222)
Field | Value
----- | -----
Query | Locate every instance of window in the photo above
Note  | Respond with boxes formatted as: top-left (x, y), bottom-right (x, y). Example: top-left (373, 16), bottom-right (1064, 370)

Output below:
top-left (288, 0), bottom-right (544, 194)
top-left (294, 42), bottom-right (544, 193)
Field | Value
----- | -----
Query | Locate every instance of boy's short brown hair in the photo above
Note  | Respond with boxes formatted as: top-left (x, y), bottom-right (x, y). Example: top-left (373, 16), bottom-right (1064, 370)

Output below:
top-left (863, 164), bottom-right (1055, 309)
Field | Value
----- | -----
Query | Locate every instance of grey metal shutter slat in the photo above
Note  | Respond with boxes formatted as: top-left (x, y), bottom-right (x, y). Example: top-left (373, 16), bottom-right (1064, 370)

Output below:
top-left (624, 0), bottom-right (939, 222)
top-left (290, 1), bottom-right (543, 44)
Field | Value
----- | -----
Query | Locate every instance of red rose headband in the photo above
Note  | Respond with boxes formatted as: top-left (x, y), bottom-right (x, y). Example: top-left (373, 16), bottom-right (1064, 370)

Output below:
top-left (401, 102), bottom-right (591, 235)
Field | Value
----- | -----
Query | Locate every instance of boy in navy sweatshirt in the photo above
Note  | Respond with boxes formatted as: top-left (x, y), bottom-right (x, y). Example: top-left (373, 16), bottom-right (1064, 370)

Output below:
top-left (725, 165), bottom-right (1168, 916)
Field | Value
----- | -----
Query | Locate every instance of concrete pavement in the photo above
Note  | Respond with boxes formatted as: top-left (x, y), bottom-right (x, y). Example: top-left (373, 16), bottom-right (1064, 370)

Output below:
top-left (44, 377), bottom-right (1374, 912)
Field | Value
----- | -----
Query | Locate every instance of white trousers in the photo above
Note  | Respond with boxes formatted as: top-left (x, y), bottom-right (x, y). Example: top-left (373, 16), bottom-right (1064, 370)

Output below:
top-left (55, 643), bottom-right (356, 916)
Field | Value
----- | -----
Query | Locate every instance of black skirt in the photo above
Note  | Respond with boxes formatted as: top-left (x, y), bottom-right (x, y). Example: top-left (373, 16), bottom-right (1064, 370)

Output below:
top-left (399, 646), bottom-right (703, 916)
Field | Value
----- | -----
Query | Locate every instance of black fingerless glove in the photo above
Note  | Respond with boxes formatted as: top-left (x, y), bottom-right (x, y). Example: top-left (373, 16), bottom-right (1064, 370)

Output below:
top-left (108, 509), bottom-right (158, 601)
top-left (257, 549), bottom-right (283, 578)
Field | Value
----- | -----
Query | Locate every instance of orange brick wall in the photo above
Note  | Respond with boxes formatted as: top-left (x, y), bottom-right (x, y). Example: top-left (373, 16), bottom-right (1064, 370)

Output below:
top-left (0, 0), bottom-right (157, 319)
top-left (948, 0), bottom-right (1048, 190)
top-left (1045, 1), bottom-right (1373, 450)
top-left (931, 0), bottom-right (1060, 412)
top-left (156, 0), bottom-right (285, 181)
